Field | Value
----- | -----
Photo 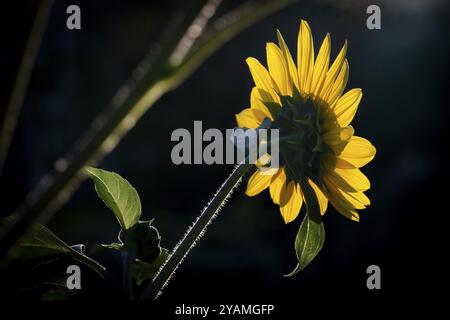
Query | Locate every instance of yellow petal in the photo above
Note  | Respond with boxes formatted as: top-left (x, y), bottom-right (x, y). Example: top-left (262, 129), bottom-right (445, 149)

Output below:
top-left (277, 30), bottom-right (299, 92)
top-left (325, 180), bottom-right (366, 209)
top-left (336, 136), bottom-right (376, 168)
top-left (325, 166), bottom-right (371, 192)
top-left (323, 180), bottom-right (360, 221)
top-left (280, 181), bottom-right (303, 223)
top-left (319, 41), bottom-right (347, 101)
top-left (245, 171), bottom-right (273, 196)
top-left (246, 57), bottom-right (279, 102)
top-left (250, 87), bottom-right (274, 120)
top-left (297, 20), bottom-right (314, 94)
top-left (269, 167), bottom-right (287, 204)
top-left (323, 125), bottom-right (354, 150)
top-left (326, 59), bottom-right (349, 107)
top-left (255, 153), bottom-right (271, 167)
top-left (310, 33), bottom-right (331, 97)
top-left (327, 186), bottom-right (359, 222)
top-left (235, 108), bottom-right (266, 129)
top-left (258, 167), bottom-right (280, 176)
top-left (348, 191), bottom-right (371, 207)
top-left (266, 42), bottom-right (291, 96)
top-left (256, 154), bottom-right (280, 176)
top-left (307, 178), bottom-right (328, 215)
top-left (326, 176), bottom-right (371, 209)
top-left (334, 89), bottom-right (363, 127)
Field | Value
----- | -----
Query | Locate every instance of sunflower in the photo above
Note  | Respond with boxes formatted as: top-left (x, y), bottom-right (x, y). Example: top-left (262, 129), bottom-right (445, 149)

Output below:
top-left (236, 20), bottom-right (376, 223)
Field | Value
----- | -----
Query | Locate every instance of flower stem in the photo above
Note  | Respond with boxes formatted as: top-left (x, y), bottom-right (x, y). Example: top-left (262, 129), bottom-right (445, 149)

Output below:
top-left (0, 0), bottom-right (53, 174)
top-left (141, 162), bottom-right (253, 300)
top-left (122, 251), bottom-right (135, 300)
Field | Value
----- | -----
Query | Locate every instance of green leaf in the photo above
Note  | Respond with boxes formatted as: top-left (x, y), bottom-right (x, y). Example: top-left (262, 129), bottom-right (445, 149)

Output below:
top-left (131, 249), bottom-right (169, 285)
top-left (85, 166), bottom-right (141, 230)
top-left (285, 181), bottom-right (325, 277)
top-left (0, 217), bottom-right (106, 278)
top-left (0, 217), bottom-right (71, 260)
top-left (285, 214), bottom-right (325, 277)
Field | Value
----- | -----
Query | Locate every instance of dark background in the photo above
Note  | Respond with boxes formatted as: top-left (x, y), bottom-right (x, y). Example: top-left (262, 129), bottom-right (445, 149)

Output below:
top-left (1, 0), bottom-right (448, 311)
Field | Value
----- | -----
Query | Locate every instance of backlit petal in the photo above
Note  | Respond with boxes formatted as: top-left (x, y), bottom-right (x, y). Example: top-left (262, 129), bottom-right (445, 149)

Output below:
top-left (280, 181), bottom-right (303, 223)
top-left (336, 136), bottom-right (376, 168)
top-left (297, 20), bottom-right (314, 94)
top-left (246, 57), bottom-right (279, 102)
top-left (323, 179), bottom-right (360, 221)
top-left (267, 42), bottom-right (291, 96)
top-left (307, 178), bottom-right (328, 215)
top-left (326, 59), bottom-right (349, 106)
top-left (325, 181), bottom-right (367, 209)
top-left (334, 89), bottom-right (363, 127)
top-left (250, 87), bottom-right (274, 120)
top-left (347, 191), bottom-right (371, 207)
top-left (277, 30), bottom-right (299, 92)
top-left (324, 166), bottom-right (371, 192)
top-left (245, 171), bottom-right (273, 196)
top-left (319, 41), bottom-right (347, 101)
top-left (310, 33), bottom-right (331, 97)
top-left (235, 108), bottom-right (266, 129)
top-left (323, 126), bottom-right (354, 151)
top-left (270, 167), bottom-right (287, 204)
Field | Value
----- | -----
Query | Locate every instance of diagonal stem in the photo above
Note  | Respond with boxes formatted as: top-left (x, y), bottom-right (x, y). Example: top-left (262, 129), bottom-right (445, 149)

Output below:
top-left (141, 162), bottom-right (253, 300)
top-left (0, 0), bottom-right (53, 174)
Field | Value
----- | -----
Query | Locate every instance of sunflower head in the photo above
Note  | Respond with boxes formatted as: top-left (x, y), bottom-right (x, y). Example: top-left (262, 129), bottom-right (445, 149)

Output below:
top-left (237, 20), bottom-right (376, 223)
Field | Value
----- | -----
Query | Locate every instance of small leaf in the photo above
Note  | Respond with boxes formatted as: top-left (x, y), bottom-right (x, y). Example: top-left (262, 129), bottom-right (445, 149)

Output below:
top-left (0, 217), bottom-right (106, 278)
top-left (85, 166), bottom-right (141, 230)
top-left (101, 243), bottom-right (123, 251)
top-left (285, 214), bottom-right (325, 277)
top-left (0, 216), bottom-right (71, 260)
top-left (285, 180), bottom-right (325, 277)
top-left (131, 249), bottom-right (169, 285)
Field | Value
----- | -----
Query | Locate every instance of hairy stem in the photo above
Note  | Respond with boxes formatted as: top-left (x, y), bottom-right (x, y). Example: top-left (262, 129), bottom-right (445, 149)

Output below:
top-left (141, 162), bottom-right (253, 300)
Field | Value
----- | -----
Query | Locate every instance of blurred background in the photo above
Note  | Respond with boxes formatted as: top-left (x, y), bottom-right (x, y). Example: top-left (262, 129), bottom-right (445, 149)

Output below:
top-left (1, 0), bottom-right (449, 308)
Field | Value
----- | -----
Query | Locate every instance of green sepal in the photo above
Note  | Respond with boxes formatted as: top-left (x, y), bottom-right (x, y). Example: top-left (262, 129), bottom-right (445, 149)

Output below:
top-left (120, 220), bottom-right (161, 262)
top-left (102, 219), bottom-right (168, 285)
